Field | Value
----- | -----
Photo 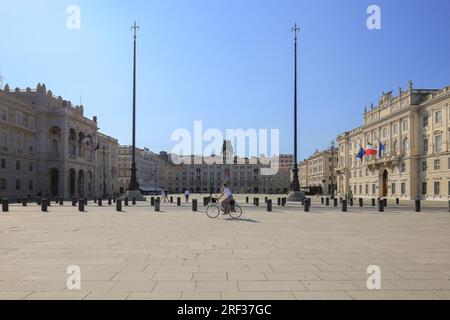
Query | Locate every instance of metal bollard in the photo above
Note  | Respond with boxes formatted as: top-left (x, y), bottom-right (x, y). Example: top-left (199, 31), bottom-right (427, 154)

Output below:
top-left (282, 198), bottom-right (286, 207)
top-left (304, 198), bottom-right (310, 212)
top-left (378, 200), bottom-right (384, 213)
top-left (155, 198), bottom-right (160, 212)
top-left (98, 198), bottom-right (103, 206)
top-left (192, 199), bottom-right (197, 212)
top-left (124, 197), bottom-right (129, 206)
top-left (41, 199), bottom-right (47, 212)
top-left (350, 198), bottom-right (354, 206)
top-left (254, 198), bottom-right (259, 207)
top-left (342, 199), bottom-right (347, 212)
top-left (170, 196), bottom-right (173, 203)
top-left (371, 198), bottom-right (376, 207)
top-left (267, 199), bottom-right (272, 212)
top-left (108, 198), bottom-right (112, 205)
top-left (2, 199), bottom-right (9, 212)
top-left (321, 197), bottom-right (324, 204)
top-left (151, 197), bottom-right (155, 206)
top-left (79, 200), bottom-right (85, 212)
top-left (334, 198), bottom-right (338, 207)
top-left (113, 197), bottom-right (116, 203)
top-left (116, 199), bottom-right (122, 212)
top-left (325, 198), bottom-right (330, 206)
top-left (59, 198), bottom-right (63, 206)
top-left (415, 200), bottom-right (421, 213)
top-left (359, 198), bottom-right (363, 207)
top-left (177, 197), bottom-right (181, 206)
top-left (22, 198), bottom-right (27, 207)
top-left (246, 197), bottom-right (249, 204)
top-left (384, 198), bottom-right (388, 208)
top-left (94, 198), bottom-right (98, 204)
top-left (132, 198), bottom-right (136, 205)
top-left (396, 198), bottom-right (400, 205)
top-left (37, 197), bottom-right (42, 206)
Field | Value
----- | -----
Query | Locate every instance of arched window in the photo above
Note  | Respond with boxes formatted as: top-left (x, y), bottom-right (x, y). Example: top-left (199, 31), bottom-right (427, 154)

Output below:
top-left (393, 140), bottom-right (399, 155)
top-left (52, 139), bottom-right (58, 154)
top-left (403, 138), bottom-right (409, 154)
top-left (68, 129), bottom-right (76, 157)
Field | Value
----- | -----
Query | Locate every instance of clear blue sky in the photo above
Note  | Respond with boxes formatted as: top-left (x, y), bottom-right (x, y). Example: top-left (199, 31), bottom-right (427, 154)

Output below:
top-left (1, 0), bottom-right (449, 160)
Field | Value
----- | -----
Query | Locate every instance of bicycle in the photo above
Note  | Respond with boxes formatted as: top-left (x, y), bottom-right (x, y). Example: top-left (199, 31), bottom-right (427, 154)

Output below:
top-left (206, 197), bottom-right (242, 219)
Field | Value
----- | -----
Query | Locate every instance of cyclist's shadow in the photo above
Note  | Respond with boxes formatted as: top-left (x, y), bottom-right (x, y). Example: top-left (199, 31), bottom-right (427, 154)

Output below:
top-left (224, 217), bottom-right (260, 223)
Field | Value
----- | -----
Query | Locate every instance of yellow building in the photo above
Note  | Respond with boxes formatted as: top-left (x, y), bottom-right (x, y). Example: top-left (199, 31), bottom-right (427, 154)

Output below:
top-left (336, 82), bottom-right (450, 201)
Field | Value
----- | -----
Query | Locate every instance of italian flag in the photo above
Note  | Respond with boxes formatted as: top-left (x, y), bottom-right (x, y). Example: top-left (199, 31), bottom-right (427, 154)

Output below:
top-left (366, 143), bottom-right (377, 156)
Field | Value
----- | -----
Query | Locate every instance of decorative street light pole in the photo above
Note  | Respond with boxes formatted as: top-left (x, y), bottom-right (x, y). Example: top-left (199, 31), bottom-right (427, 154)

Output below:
top-left (288, 23), bottom-right (302, 202)
top-left (128, 21), bottom-right (140, 193)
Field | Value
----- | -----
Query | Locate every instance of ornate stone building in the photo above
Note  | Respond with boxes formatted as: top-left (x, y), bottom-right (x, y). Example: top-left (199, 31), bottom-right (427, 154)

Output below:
top-left (0, 83), bottom-right (118, 199)
top-left (165, 141), bottom-right (291, 194)
top-left (336, 82), bottom-right (450, 201)
top-left (298, 149), bottom-right (338, 195)
top-left (118, 146), bottom-right (167, 194)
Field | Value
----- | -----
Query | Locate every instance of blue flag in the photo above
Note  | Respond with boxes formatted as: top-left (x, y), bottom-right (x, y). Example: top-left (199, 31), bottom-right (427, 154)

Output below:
top-left (356, 147), bottom-right (366, 160)
top-left (378, 142), bottom-right (386, 159)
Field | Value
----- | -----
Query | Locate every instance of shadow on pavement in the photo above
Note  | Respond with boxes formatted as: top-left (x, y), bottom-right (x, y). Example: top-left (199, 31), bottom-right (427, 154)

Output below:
top-left (224, 218), bottom-right (260, 223)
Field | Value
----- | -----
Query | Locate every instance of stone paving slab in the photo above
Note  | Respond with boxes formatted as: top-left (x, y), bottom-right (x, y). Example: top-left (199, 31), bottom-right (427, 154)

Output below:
top-left (1, 199), bottom-right (450, 300)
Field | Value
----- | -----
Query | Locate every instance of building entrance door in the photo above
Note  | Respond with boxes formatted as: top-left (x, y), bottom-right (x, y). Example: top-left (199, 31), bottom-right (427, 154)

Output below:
top-left (382, 170), bottom-right (388, 198)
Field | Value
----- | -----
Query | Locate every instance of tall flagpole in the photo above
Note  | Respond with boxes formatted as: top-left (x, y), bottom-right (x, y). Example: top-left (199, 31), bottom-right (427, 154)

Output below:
top-left (291, 23), bottom-right (300, 193)
top-left (128, 21), bottom-right (140, 192)
top-left (288, 23), bottom-right (303, 202)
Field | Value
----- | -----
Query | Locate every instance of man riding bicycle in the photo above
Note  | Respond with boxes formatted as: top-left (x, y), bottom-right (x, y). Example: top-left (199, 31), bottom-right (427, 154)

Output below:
top-left (217, 182), bottom-right (233, 215)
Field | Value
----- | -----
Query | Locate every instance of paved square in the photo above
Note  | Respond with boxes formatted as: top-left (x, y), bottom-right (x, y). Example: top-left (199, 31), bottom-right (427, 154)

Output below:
top-left (1, 196), bottom-right (450, 300)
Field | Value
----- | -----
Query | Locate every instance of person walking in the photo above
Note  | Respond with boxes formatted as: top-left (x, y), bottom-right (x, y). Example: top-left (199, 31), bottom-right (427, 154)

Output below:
top-left (163, 190), bottom-right (169, 202)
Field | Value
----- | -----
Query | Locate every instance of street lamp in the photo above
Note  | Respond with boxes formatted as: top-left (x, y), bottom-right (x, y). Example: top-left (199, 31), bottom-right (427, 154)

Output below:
top-left (329, 140), bottom-right (337, 199)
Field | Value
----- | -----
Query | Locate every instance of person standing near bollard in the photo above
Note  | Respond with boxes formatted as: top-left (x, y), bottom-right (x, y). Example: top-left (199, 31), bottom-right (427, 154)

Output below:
top-left (184, 189), bottom-right (190, 203)
top-left (163, 190), bottom-right (169, 203)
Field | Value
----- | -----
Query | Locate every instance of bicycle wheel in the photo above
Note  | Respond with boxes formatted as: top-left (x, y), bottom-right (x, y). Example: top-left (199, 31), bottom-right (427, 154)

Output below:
top-left (206, 204), bottom-right (220, 218)
top-left (229, 204), bottom-right (242, 219)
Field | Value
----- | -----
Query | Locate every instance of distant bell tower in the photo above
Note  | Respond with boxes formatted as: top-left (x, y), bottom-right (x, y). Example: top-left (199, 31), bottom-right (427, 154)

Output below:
top-left (222, 140), bottom-right (233, 165)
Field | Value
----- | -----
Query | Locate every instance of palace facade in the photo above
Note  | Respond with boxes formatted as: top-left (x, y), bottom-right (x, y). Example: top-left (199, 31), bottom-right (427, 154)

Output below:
top-left (0, 83), bottom-right (119, 199)
top-left (165, 141), bottom-right (292, 194)
top-left (336, 82), bottom-right (450, 201)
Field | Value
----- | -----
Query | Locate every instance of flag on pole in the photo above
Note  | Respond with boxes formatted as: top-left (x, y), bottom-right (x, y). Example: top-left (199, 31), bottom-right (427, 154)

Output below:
top-left (378, 142), bottom-right (386, 159)
top-left (81, 136), bottom-right (91, 146)
top-left (356, 147), bottom-right (366, 160)
top-left (365, 143), bottom-right (377, 156)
